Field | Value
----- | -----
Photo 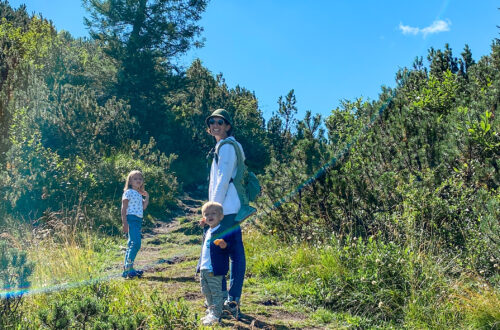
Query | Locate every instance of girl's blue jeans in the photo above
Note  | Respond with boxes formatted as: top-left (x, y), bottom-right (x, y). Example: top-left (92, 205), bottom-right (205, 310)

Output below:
top-left (124, 214), bottom-right (142, 270)
top-left (220, 213), bottom-right (246, 302)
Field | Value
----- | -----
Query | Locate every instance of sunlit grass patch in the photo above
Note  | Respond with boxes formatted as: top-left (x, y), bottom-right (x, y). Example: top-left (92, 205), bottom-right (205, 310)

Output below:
top-left (22, 210), bottom-right (121, 289)
top-left (452, 278), bottom-right (500, 329)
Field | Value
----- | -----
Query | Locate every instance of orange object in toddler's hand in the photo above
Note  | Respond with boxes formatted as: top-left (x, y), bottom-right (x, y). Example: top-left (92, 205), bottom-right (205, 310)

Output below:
top-left (213, 239), bottom-right (227, 248)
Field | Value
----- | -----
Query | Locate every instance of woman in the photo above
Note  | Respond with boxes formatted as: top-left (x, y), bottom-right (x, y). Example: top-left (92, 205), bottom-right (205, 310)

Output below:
top-left (205, 108), bottom-right (246, 318)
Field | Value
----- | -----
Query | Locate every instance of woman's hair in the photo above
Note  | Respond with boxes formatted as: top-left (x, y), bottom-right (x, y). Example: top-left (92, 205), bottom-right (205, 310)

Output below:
top-left (201, 201), bottom-right (223, 216)
top-left (124, 170), bottom-right (144, 191)
top-left (225, 119), bottom-right (234, 136)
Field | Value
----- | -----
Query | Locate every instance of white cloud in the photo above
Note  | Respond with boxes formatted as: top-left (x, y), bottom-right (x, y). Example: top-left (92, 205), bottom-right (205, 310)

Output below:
top-left (399, 24), bottom-right (420, 35)
top-left (399, 19), bottom-right (451, 37)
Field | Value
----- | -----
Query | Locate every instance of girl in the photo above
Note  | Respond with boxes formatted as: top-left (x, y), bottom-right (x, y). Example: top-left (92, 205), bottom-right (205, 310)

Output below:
top-left (121, 170), bottom-right (149, 278)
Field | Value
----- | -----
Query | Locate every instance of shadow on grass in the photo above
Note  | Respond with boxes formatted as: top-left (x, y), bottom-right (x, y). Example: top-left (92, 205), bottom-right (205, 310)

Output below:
top-left (223, 312), bottom-right (292, 329)
top-left (145, 275), bottom-right (196, 283)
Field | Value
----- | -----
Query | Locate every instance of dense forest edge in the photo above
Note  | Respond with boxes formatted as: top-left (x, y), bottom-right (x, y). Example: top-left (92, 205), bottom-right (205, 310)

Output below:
top-left (0, 0), bottom-right (499, 328)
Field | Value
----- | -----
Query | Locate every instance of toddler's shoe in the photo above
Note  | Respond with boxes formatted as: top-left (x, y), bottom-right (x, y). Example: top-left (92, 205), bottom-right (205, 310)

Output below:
top-left (201, 312), bottom-right (220, 326)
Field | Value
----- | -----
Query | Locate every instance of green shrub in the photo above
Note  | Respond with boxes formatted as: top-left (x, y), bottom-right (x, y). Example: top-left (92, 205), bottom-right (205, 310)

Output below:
top-left (98, 138), bottom-right (179, 221)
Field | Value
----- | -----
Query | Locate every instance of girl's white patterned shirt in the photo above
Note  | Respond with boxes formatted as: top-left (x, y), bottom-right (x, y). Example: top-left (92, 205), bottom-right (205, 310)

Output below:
top-left (122, 189), bottom-right (143, 218)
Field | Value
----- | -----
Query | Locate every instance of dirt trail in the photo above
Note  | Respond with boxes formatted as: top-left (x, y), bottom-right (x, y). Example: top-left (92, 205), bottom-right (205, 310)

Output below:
top-left (126, 193), bottom-right (322, 329)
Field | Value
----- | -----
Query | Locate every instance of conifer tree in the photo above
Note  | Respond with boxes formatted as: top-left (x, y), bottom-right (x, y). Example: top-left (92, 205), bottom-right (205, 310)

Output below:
top-left (83, 0), bottom-right (208, 139)
top-left (459, 44), bottom-right (475, 77)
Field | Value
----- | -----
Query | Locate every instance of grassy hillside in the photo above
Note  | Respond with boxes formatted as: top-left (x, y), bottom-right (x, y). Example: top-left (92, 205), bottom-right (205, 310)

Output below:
top-left (1, 195), bottom-right (499, 329)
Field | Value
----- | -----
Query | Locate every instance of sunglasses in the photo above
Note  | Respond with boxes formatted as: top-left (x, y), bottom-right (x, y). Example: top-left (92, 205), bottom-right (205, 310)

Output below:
top-left (208, 118), bottom-right (226, 126)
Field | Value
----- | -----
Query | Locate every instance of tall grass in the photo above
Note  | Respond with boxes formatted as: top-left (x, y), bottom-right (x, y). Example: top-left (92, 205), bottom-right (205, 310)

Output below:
top-left (2, 209), bottom-right (202, 329)
top-left (244, 226), bottom-right (499, 328)
top-left (24, 209), bottom-right (119, 288)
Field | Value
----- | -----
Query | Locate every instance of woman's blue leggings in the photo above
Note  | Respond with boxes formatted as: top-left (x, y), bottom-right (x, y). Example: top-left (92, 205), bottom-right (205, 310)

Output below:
top-left (220, 213), bottom-right (246, 302)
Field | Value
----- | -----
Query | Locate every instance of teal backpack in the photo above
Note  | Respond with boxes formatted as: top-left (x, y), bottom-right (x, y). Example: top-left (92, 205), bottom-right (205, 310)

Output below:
top-left (214, 139), bottom-right (261, 222)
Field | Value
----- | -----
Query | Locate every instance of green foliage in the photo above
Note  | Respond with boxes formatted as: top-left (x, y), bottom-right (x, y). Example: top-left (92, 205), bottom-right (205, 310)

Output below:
top-left (84, 0), bottom-right (209, 149)
top-left (267, 89), bottom-right (298, 161)
top-left (1, 73), bottom-right (177, 230)
top-left (167, 60), bottom-right (231, 185)
top-left (465, 189), bottom-right (500, 276)
top-left (427, 44), bottom-right (460, 76)
top-left (0, 2), bottom-right (499, 327)
top-left (246, 231), bottom-right (458, 327)
top-left (0, 10), bottom-right (56, 158)
top-left (0, 13), bottom-right (179, 229)
top-left (83, 0), bottom-right (207, 71)
top-left (36, 283), bottom-right (147, 329)
top-left (259, 43), bottom-right (499, 257)
top-left (252, 42), bottom-right (499, 327)
top-left (168, 60), bottom-right (268, 185)
top-left (0, 241), bottom-right (33, 290)
top-left (464, 109), bottom-right (500, 163)
top-left (454, 282), bottom-right (500, 329)
top-left (0, 1), bottom-right (269, 230)
top-left (149, 293), bottom-right (199, 329)
top-left (0, 241), bottom-right (34, 328)
top-left (324, 98), bottom-right (366, 153)
top-left (102, 138), bottom-right (179, 219)
top-left (230, 86), bottom-right (269, 172)
top-left (30, 282), bottom-right (198, 329)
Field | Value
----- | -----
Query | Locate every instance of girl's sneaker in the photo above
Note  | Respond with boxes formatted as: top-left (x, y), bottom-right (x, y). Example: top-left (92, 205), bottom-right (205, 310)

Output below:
top-left (122, 269), bottom-right (143, 279)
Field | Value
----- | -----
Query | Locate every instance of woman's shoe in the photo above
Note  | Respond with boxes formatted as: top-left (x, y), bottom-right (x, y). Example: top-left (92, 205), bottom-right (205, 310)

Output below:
top-left (223, 300), bottom-right (240, 320)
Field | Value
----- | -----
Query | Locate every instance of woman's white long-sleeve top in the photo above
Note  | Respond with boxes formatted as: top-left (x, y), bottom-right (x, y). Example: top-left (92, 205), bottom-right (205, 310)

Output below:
top-left (209, 136), bottom-right (245, 215)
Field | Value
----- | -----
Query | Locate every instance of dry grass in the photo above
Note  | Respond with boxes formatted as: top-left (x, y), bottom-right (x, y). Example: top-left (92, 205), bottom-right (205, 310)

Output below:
top-left (27, 210), bottom-right (114, 288)
top-left (453, 277), bottom-right (500, 329)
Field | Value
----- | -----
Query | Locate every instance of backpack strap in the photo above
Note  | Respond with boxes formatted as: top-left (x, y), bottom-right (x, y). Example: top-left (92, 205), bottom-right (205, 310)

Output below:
top-left (214, 139), bottom-right (248, 205)
top-left (214, 139), bottom-right (245, 179)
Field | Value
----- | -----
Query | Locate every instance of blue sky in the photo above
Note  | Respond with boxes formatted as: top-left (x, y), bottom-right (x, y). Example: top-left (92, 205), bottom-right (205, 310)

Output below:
top-left (8, 0), bottom-right (500, 120)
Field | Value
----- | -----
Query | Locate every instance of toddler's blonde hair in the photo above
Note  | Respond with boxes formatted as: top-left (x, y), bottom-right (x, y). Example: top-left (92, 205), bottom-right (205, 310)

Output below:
top-left (201, 201), bottom-right (223, 216)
